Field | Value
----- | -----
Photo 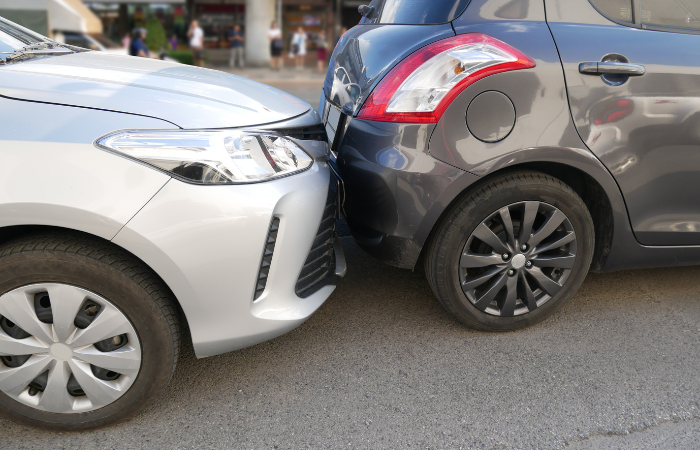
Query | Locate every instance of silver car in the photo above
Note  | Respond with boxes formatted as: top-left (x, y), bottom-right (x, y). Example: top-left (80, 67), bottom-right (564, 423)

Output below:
top-left (0, 18), bottom-right (345, 430)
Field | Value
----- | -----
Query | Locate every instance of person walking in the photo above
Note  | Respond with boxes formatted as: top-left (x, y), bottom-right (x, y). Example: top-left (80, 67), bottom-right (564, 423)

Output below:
top-left (228, 24), bottom-right (244, 68)
top-left (267, 20), bottom-right (283, 71)
top-left (129, 28), bottom-right (150, 58)
top-left (291, 26), bottom-right (307, 70)
top-left (121, 32), bottom-right (131, 51)
top-left (168, 34), bottom-right (178, 51)
top-left (188, 20), bottom-right (204, 67)
top-left (316, 30), bottom-right (328, 73)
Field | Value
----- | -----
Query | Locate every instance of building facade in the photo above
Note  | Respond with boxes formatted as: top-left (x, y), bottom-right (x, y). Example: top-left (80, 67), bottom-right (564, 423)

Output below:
top-left (83, 0), bottom-right (360, 66)
top-left (190, 0), bottom-right (351, 66)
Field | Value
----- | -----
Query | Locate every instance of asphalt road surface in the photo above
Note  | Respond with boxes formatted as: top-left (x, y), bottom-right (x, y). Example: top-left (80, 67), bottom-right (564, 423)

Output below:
top-left (2, 237), bottom-right (700, 449)
top-left (2, 78), bottom-right (699, 449)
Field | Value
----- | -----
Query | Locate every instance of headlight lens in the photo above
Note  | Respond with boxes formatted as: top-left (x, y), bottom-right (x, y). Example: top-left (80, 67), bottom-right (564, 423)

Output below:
top-left (95, 130), bottom-right (314, 184)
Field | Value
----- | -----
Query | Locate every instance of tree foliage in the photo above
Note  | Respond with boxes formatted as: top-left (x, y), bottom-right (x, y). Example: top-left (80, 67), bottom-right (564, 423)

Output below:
top-left (145, 16), bottom-right (167, 51)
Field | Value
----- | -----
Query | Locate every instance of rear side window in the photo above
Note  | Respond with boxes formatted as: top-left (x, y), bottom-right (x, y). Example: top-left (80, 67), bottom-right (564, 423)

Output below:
top-left (362, 0), bottom-right (471, 24)
top-left (640, 0), bottom-right (699, 31)
top-left (589, 0), bottom-right (634, 23)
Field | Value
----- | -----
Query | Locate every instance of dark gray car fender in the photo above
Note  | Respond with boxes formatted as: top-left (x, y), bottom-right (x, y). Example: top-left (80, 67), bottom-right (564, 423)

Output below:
top-left (464, 141), bottom-right (632, 273)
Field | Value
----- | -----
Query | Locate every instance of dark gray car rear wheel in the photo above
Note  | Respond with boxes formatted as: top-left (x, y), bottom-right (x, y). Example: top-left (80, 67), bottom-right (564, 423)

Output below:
top-left (425, 172), bottom-right (594, 331)
top-left (0, 232), bottom-right (180, 430)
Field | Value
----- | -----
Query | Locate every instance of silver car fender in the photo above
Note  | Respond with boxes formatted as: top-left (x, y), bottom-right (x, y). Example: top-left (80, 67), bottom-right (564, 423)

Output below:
top-left (0, 97), bottom-right (174, 240)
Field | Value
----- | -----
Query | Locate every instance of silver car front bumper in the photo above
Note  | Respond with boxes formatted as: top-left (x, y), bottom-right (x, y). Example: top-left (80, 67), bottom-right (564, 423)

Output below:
top-left (113, 160), bottom-right (345, 357)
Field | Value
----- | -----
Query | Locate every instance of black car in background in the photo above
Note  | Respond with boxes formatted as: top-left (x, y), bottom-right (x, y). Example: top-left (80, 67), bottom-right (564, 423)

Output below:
top-left (322, 0), bottom-right (700, 330)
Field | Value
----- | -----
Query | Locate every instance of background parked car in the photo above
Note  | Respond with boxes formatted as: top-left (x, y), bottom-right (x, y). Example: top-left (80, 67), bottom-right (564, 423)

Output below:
top-left (323, 0), bottom-right (700, 330)
top-left (53, 30), bottom-right (127, 55)
top-left (0, 16), bottom-right (344, 430)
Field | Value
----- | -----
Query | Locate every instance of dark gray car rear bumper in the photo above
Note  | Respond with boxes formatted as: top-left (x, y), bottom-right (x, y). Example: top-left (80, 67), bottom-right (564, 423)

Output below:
top-left (334, 117), bottom-right (479, 269)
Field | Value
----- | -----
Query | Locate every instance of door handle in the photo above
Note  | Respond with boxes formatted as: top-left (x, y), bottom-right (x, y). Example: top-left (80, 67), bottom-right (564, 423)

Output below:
top-left (579, 62), bottom-right (646, 76)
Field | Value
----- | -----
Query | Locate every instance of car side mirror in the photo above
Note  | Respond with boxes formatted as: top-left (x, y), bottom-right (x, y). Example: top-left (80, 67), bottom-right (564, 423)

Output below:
top-left (358, 5), bottom-right (375, 19)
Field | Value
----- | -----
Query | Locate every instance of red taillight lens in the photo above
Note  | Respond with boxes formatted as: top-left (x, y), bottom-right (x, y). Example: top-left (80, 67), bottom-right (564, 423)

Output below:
top-left (357, 33), bottom-right (535, 124)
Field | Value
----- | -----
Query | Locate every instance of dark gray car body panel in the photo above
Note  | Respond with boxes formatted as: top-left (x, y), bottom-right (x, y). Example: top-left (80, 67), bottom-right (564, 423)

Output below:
top-left (546, 0), bottom-right (700, 246)
top-left (331, 0), bottom-right (700, 273)
top-left (336, 119), bottom-right (478, 267)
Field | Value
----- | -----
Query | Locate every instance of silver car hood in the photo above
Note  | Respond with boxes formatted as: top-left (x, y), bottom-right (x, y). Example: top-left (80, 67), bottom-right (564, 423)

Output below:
top-left (0, 52), bottom-right (311, 128)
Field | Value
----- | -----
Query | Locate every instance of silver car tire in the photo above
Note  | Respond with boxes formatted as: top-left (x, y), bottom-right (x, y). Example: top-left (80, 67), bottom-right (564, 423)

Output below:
top-left (425, 171), bottom-right (595, 331)
top-left (0, 232), bottom-right (180, 430)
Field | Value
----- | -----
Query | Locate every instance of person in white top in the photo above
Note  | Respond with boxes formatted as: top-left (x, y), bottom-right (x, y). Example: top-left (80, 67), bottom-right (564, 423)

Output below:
top-left (188, 20), bottom-right (204, 67)
top-left (267, 21), bottom-right (283, 71)
top-left (291, 26), bottom-right (307, 70)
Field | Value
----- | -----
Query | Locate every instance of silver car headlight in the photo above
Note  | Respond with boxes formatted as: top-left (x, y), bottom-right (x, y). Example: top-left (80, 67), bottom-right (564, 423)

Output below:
top-left (95, 129), bottom-right (314, 184)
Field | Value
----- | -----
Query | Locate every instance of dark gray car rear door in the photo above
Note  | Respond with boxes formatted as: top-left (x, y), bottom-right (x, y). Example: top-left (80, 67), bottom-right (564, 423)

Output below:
top-left (547, 0), bottom-right (700, 246)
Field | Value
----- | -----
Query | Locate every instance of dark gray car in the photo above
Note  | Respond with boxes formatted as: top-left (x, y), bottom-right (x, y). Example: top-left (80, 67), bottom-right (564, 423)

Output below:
top-left (322, 0), bottom-right (700, 330)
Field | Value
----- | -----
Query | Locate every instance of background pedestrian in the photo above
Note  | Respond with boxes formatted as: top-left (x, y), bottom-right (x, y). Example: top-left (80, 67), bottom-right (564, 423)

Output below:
top-left (291, 26), bottom-right (306, 70)
top-left (268, 20), bottom-right (283, 71)
top-left (121, 32), bottom-right (131, 51)
top-left (129, 28), bottom-right (150, 58)
top-left (188, 20), bottom-right (204, 67)
top-left (316, 29), bottom-right (328, 73)
top-left (169, 34), bottom-right (178, 51)
top-left (228, 24), bottom-right (244, 68)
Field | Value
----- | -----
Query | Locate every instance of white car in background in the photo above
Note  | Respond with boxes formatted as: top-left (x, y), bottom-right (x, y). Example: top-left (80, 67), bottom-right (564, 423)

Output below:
top-left (0, 17), bottom-right (344, 430)
top-left (52, 30), bottom-right (124, 54)
top-left (53, 30), bottom-right (180, 62)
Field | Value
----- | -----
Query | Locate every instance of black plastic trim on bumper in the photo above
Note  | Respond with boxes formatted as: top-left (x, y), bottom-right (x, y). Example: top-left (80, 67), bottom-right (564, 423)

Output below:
top-left (254, 217), bottom-right (280, 300)
top-left (295, 175), bottom-right (342, 298)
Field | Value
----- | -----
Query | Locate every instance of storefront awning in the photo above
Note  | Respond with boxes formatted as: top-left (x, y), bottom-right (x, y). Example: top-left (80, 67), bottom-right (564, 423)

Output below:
top-left (0, 0), bottom-right (102, 34)
top-left (62, 0), bottom-right (102, 33)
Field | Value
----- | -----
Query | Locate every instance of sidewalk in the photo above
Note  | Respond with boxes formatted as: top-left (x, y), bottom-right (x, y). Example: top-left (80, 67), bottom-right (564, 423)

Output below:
top-left (211, 65), bottom-right (326, 107)
top-left (212, 65), bottom-right (327, 83)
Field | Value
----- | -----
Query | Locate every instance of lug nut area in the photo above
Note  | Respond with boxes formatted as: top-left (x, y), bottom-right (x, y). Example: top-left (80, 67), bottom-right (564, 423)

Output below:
top-left (510, 254), bottom-right (527, 270)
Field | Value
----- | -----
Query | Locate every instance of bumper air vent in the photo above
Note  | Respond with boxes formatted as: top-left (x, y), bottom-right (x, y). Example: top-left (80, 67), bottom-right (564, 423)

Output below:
top-left (269, 123), bottom-right (328, 142)
top-left (295, 182), bottom-right (339, 298)
top-left (254, 217), bottom-right (280, 300)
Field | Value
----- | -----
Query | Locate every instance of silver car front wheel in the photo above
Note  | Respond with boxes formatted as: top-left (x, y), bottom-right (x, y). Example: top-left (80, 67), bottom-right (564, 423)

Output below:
top-left (0, 232), bottom-right (179, 431)
top-left (0, 284), bottom-right (141, 413)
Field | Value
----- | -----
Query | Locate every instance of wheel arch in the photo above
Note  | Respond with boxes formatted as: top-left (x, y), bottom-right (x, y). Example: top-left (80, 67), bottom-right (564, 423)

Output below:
top-left (499, 162), bottom-right (613, 272)
top-left (0, 224), bottom-right (191, 338)
top-left (417, 149), bottom-right (629, 273)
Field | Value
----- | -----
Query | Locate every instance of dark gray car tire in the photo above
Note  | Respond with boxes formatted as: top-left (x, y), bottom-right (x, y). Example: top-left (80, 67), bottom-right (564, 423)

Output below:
top-left (425, 171), bottom-right (594, 331)
top-left (0, 232), bottom-right (179, 431)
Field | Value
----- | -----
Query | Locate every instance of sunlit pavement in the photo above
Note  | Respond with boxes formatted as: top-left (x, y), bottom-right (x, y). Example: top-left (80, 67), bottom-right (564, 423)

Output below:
top-left (2, 236), bottom-right (700, 449)
top-left (217, 65), bottom-right (326, 107)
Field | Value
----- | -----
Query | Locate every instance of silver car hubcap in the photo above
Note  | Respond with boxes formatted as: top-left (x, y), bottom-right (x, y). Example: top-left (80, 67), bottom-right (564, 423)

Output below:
top-left (0, 284), bottom-right (141, 413)
top-left (460, 201), bottom-right (577, 317)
